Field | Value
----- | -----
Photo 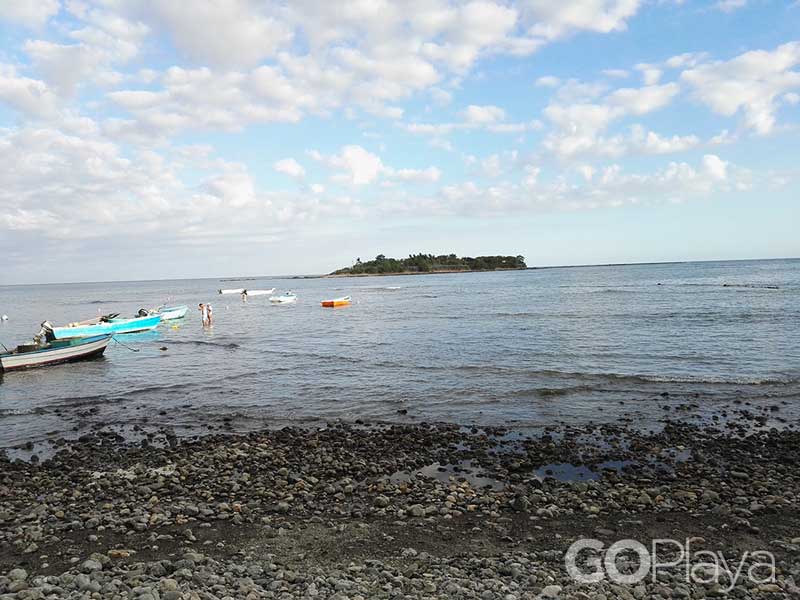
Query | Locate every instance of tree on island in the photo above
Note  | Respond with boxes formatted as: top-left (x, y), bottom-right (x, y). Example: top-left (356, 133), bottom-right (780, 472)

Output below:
top-left (332, 253), bottom-right (526, 275)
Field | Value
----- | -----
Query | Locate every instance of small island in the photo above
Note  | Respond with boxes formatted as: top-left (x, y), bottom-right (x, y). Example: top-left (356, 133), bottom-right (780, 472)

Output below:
top-left (329, 253), bottom-right (527, 276)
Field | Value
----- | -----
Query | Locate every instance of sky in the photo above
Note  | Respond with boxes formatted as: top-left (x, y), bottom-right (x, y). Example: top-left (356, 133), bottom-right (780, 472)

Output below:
top-left (0, 0), bottom-right (798, 284)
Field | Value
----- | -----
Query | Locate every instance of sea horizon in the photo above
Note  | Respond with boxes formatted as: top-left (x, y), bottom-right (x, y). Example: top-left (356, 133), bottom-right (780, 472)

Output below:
top-left (2, 255), bottom-right (798, 288)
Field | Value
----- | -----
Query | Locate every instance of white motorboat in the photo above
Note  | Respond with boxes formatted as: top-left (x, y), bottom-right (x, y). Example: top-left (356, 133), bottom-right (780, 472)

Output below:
top-left (269, 292), bottom-right (297, 304)
top-left (242, 288), bottom-right (275, 297)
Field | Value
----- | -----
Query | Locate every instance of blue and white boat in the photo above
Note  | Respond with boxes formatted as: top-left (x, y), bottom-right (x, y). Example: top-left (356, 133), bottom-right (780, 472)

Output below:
top-left (1, 334), bottom-right (112, 372)
top-left (154, 305), bottom-right (188, 320)
top-left (51, 314), bottom-right (161, 339)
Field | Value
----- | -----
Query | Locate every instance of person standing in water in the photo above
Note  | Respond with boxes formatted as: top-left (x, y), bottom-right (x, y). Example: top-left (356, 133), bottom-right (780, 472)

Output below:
top-left (199, 303), bottom-right (209, 327)
top-left (206, 303), bottom-right (214, 326)
top-left (241, 289), bottom-right (248, 302)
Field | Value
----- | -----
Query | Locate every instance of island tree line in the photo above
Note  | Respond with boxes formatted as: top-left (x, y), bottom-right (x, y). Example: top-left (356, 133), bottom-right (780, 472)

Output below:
top-left (332, 254), bottom-right (527, 275)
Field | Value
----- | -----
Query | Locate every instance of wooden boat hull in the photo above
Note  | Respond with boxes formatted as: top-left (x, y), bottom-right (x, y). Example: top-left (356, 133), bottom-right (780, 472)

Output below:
top-left (0, 335), bottom-right (112, 372)
top-left (52, 315), bottom-right (161, 339)
top-left (158, 305), bottom-right (188, 320)
top-left (321, 296), bottom-right (352, 307)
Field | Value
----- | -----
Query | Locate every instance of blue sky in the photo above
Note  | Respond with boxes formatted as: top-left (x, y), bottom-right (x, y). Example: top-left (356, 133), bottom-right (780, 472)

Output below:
top-left (0, 0), bottom-right (798, 284)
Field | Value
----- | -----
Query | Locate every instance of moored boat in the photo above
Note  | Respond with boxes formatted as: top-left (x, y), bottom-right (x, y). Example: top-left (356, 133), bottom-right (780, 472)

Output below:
top-left (269, 292), bottom-right (297, 304)
top-left (155, 305), bottom-right (189, 320)
top-left (51, 314), bottom-right (161, 339)
top-left (242, 289), bottom-right (275, 297)
top-left (218, 288), bottom-right (244, 294)
top-left (321, 295), bottom-right (352, 307)
top-left (0, 334), bottom-right (112, 372)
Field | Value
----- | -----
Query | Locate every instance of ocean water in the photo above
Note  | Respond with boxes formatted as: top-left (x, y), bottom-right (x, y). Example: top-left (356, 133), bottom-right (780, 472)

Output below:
top-left (1, 259), bottom-right (799, 448)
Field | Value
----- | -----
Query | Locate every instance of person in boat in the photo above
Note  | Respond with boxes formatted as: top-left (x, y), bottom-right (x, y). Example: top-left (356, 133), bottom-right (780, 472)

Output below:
top-left (33, 321), bottom-right (55, 346)
top-left (241, 289), bottom-right (248, 302)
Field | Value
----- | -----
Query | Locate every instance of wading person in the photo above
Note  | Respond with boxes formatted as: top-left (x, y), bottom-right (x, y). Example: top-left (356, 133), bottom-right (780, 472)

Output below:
top-left (199, 303), bottom-right (209, 327)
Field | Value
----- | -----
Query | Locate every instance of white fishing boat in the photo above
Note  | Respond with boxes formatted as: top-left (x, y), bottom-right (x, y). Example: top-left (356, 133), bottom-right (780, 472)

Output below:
top-left (1, 334), bottom-right (112, 372)
top-left (218, 288), bottom-right (245, 295)
top-left (155, 305), bottom-right (189, 320)
top-left (269, 292), bottom-right (297, 304)
top-left (241, 288), bottom-right (275, 297)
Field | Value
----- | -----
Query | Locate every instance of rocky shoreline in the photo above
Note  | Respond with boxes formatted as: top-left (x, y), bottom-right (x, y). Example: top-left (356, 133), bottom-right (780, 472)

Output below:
top-left (2, 416), bottom-right (799, 599)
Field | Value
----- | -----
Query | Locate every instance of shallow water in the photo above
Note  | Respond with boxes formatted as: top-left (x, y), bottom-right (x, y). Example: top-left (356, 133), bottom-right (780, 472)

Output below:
top-left (1, 259), bottom-right (799, 448)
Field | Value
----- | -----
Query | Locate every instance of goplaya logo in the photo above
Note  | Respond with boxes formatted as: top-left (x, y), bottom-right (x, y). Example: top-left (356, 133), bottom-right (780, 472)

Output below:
top-left (564, 538), bottom-right (776, 593)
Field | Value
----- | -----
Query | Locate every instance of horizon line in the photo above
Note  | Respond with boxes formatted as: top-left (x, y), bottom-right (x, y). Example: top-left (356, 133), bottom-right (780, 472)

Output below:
top-left (1, 255), bottom-right (797, 288)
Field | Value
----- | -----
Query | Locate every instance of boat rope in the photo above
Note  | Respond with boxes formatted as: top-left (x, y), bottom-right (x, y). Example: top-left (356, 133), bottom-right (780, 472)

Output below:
top-left (112, 336), bottom-right (140, 352)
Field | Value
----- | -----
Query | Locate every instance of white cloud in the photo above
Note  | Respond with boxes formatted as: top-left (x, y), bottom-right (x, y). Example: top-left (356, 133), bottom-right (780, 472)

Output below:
top-left (481, 154), bottom-right (504, 177)
top-left (24, 41), bottom-right (105, 96)
top-left (310, 144), bottom-right (442, 186)
top-left (634, 63), bottom-right (662, 85)
top-left (664, 52), bottom-right (709, 70)
top-left (521, 0), bottom-right (641, 39)
top-left (18, 5), bottom-right (149, 97)
top-left (0, 64), bottom-right (59, 118)
top-left (543, 82), bottom-right (681, 158)
top-left (607, 83), bottom-right (679, 115)
top-left (702, 154), bottom-right (728, 181)
top-left (715, 0), bottom-right (747, 12)
top-left (108, 67), bottom-right (305, 137)
top-left (487, 120), bottom-right (543, 133)
top-left (536, 75), bottom-right (561, 87)
top-left (388, 166), bottom-right (442, 183)
top-left (328, 145), bottom-right (384, 185)
top-left (461, 104), bottom-right (506, 124)
top-left (577, 165), bottom-right (595, 181)
top-left (602, 68), bottom-right (629, 79)
top-left (202, 165), bottom-right (258, 208)
top-left (0, 0), bottom-right (59, 27)
top-left (273, 158), bottom-right (306, 178)
top-left (102, 0), bottom-right (599, 133)
top-left (142, 0), bottom-right (293, 69)
top-left (709, 129), bottom-right (737, 145)
top-left (0, 121), bottom-right (373, 257)
top-left (681, 41), bottom-right (800, 134)
top-left (430, 87), bottom-right (453, 106)
top-left (405, 154), bottom-right (749, 217)
top-left (630, 125), bottom-right (700, 154)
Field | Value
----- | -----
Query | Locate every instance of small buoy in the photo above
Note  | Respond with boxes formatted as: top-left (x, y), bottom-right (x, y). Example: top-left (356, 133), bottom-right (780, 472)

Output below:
top-left (1, 315), bottom-right (7, 321)
top-left (160, 346), bottom-right (168, 351)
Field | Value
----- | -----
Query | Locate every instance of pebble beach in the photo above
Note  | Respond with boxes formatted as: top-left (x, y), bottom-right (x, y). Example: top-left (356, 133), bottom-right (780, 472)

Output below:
top-left (2, 399), bottom-right (799, 599)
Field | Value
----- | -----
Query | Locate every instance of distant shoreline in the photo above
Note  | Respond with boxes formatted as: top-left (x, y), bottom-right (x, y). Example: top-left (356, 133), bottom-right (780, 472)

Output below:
top-left (322, 267), bottom-right (528, 279)
top-left (3, 257), bottom-right (797, 287)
